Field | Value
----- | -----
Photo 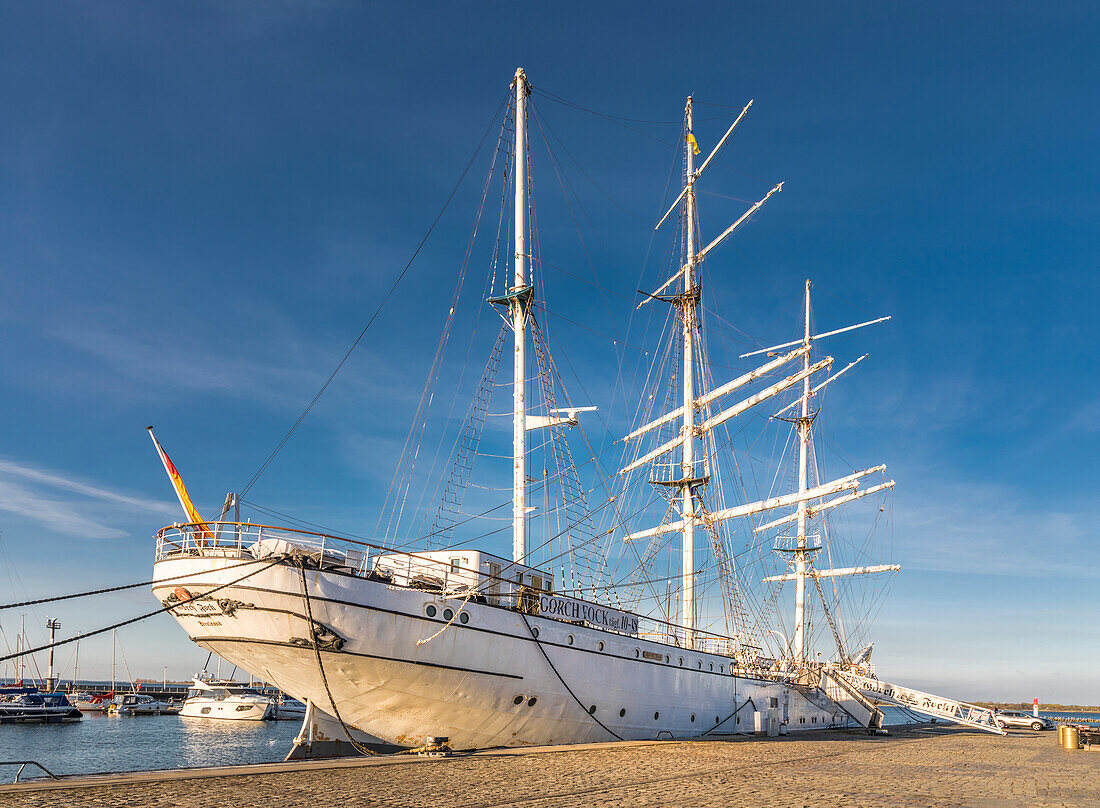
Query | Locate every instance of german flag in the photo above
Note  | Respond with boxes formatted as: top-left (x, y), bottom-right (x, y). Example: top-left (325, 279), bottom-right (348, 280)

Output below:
top-left (147, 427), bottom-right (214, 541)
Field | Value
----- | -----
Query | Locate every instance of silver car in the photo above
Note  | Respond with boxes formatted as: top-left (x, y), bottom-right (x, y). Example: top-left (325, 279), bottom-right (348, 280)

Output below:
top-left (993, 710), bottom-right (1053, 731)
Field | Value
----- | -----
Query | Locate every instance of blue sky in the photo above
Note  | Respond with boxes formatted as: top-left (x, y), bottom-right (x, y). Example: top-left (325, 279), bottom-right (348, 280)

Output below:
top-left (0, 1), bottom-right (1097, 703)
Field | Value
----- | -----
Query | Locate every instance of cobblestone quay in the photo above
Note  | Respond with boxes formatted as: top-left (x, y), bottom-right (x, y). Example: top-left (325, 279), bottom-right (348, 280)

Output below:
top-left (2, 726), bottom-right (1097, 807)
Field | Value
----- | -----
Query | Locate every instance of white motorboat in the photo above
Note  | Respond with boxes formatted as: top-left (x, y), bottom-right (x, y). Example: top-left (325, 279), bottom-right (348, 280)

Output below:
top-left (274, 695), bottom-right (307, 721)
top-left (179, 677), bottom-right (275, 721)
top-left (108, 693), bottom-right (180, 715)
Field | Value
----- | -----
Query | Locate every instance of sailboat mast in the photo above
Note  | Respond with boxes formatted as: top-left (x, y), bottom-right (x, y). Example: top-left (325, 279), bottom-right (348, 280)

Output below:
top-left (793, 279), bottom-right (812, 665)
top-left (681, 97), bottom-right (698, 648)
top-left (512, 67), bottom-right (530, 564)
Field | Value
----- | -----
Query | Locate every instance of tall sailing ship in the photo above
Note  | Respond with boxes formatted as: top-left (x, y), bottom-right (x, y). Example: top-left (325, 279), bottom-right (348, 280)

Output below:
top-left (150, 68), bottom-right (944, 752)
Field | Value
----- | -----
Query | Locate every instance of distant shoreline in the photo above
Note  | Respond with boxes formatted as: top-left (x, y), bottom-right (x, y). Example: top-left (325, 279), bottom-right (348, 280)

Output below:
top-left (978, 702), bottom-right (1100, 713)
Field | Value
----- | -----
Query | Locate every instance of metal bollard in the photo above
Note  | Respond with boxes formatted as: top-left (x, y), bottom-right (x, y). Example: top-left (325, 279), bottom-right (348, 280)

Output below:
top-left (1057, 725), bottom-right (1066, 746)
top-left (1062, 726), bottom-right (1080, 750)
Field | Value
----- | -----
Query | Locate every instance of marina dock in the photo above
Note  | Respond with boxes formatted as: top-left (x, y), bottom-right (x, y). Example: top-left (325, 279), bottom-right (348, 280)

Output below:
top-left (2, 726), bottom-right (1097, 807)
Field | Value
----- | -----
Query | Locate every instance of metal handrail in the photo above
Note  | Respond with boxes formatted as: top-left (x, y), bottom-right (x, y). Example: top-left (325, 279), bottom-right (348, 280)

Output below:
top-left (155, 520), bottom-right (747, 655)
top-left (1, 760), bottom-right (59, 783)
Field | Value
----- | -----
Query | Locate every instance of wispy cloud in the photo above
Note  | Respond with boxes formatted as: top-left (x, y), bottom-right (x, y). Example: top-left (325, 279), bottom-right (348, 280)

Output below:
top-left (0, 458), bottom-right (177, 539)
top-left (892, 478), bottom-right (1091, 578)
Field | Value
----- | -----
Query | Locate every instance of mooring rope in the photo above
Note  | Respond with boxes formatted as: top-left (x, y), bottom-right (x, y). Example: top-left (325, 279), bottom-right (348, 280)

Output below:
top-left (0, 555), bottom-right (288, 663)
top-left (0, 556), bottom-right (282, 611)
top-left (517, 611), bottom-right (623, 741)
top-left (294, 560), bottom-right (381, 756)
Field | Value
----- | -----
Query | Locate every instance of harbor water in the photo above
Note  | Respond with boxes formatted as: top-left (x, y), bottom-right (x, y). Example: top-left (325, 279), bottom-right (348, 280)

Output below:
top-left (2, 706), bottom-right (1092, 780)
top-left (0, 712), bottom-right (300, 778)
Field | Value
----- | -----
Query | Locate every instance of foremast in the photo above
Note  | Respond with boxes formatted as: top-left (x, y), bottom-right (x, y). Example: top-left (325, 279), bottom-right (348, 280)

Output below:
top-left (512, 67), bottom-right (530, 564)
top-left (680, 97), bottom-right (699, 647)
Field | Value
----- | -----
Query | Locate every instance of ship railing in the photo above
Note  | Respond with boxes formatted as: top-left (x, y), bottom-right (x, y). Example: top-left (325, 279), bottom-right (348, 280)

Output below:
top-left (155, 521), bottom-right (744, 653)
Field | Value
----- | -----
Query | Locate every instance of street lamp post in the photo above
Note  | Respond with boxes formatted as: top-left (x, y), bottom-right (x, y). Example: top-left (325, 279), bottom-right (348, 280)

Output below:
top-left (45, 618), bottom-right (61, 691)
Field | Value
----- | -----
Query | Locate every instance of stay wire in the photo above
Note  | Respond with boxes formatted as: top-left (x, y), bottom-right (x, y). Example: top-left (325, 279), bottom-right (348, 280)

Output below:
top-left (237, 94), bottom-right (509, 500)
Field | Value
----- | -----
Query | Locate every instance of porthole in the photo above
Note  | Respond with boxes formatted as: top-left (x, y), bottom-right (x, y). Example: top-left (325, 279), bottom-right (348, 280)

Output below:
top-left (696, 660), bottom-right (702, 669)
top-left (812, 716), bottom-right (817, 723)
top-left (589, 705), bottom-right (597, 715)
top-left (654, 711), bottom-right (660, 720)
top-left (597, 641), bottom-right (604, 651)
top-left (634, 649), bottom-right (640, 658)
top-left (736, 716), bottom-right (740, 725)
top-left (459, 612), bottom-right (469, 624)
top-left (619, 708), bottom-right (626, 717)
top-left (665, 654), bottom-right (670, 663)
top-left (719, 665), bottom-right (724, 673)
top-left (709, 663), bottom-right (714, 671)
top-left (531, 626), bottom-right (539, 638)
top-left (715, 716), bottom-right (719, 724)
top-left (690, 713), bottom-right (696, 723)
top-left (528, 697), bottom-right (538, 707)
top-left (443, 608), bottom-right (454, 621)
top-left (513, 695), bottom-right (524, 705)
top-left (678, 657), bottom-right (684, 666)
top-left (567, 634), bottom-right (574, 645)
top-left (425, 604), bottom-right (437, 618)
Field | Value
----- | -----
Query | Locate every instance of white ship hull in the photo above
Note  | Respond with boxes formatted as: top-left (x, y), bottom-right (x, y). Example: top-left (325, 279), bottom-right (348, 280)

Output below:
top-left (152, 554), bottom-right (847, 749)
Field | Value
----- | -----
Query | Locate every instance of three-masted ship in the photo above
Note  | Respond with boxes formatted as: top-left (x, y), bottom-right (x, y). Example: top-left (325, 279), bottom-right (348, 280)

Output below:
top-left (151, 68), bottom-right (901, 752)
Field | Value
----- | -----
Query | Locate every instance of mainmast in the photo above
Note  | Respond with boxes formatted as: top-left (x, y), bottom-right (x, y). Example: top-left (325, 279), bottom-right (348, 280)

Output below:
top-left (680, 97), bottom-right (698, 648)
top-left (512, 67), bottom-right (530, 564)
top-left (793, 279), bottom-right (812, 665)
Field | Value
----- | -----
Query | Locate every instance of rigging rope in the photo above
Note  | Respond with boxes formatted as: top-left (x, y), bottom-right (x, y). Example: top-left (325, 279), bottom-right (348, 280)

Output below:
top-left (237, 93), bottom-right (509, 500)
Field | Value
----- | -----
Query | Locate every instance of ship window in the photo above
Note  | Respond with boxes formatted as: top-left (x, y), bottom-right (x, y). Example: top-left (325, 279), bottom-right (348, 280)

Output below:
top-left (567, 634), bottom-right (574, 645)
top-left (654, 711), bottom-right (660, 720)
top-left (598, 641), bottom-right (604, 651)
top-left (527, 697), bottom-right (537, 707)
top-left (665, 654), bottom-right (670, 663)
top-left (678, 657), bottom-right (684, 666)
top-left (459, 613), bottom-right (469, 624)
top-left (709, 663), bottom-right (714, 672)
top-left (736, 716), bottom-right (740, 725)
top-left (719, 665), bottom-right (723, 673)
top-left (201, 707), bottom-right (211, 714)
top-left (236, 705), bottom-right (252, 711)
top-left (443, 608), bottom-right (454, 621)
top-left (690, 714), bottom-right (696, 723)
top-left (812, 716), bottom-right (816, 723)
top-left (589, 705), bottom-right (597, 714)
top-left (715, 716), bottom-right (719, 724)
top-left (634, 649), bottom-right (640, 658)
top-left (514, 695), bottom-right (524, 705)
top-left (425, 605), bottom-right (437, 618)
top-left (531, 575), bottom-right (543, 591)
top-left (697, 661), bottom-right (702, 669)
top-left (770, 698), bottom-right (779, 708)
top-left (531, 626), bottom-right (539, 638)
top-left (619, 708), bottom-right (626, 717)
top-left (450, 558), bottom-right (461, 573)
